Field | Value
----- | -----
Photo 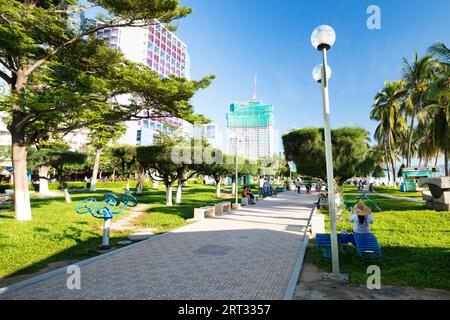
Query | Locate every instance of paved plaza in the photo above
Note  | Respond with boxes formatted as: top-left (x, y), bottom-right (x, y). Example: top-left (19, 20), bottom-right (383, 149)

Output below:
top-left (0, 192), bottom-right (315, 300)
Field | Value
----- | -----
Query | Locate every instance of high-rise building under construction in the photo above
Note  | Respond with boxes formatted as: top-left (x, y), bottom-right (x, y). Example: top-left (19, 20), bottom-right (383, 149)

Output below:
top-left (226, 100), bottom-right (277, 160)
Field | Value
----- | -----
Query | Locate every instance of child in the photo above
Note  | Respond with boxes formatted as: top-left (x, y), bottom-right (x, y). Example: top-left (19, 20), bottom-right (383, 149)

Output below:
top-left (348, 201), bottom-right (374, 234)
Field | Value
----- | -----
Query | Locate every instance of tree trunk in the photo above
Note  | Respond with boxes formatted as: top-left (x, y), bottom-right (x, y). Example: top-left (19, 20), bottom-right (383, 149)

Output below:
top-left (175, 181), bottom-right (183, 204)
top-left (387, 136), bottom-right (396, 185)
top-left (232, 182), bottom-right (236, 195)
top-left (165, 183), bottom-right (173, 206)
top-left (136, 171), bottom-right (145, 195)
top-left (38, 165), bottom-right (50, 194)
top-left (216, 179), bottom-right (221, 198)
top-left (64, 188), bottom-right (72, 203)
top-left (12, 143), bottom-right (32, 220)
top-left (445, 129), bottom-right (449, 176)
top-left (111, 168), bottom-right (116, 181)
top-left (445, 152), bottom-right (449, 176)
top-left (125, 176), bottom-right (130, 193)
top-left (90, 148), bottom-right (102, 192)
top-left (152, 179), bottom-right (159, 189)
top-left (11, 71), bottom-right (32, 220)
top-left (383, 142), bottom-right (391, 183)
top-left (407, 113), bottom-right (416, 167)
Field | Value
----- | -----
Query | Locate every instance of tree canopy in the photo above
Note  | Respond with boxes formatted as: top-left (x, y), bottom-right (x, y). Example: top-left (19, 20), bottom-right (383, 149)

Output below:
top-left (282, 127), bottom-right (371, 184)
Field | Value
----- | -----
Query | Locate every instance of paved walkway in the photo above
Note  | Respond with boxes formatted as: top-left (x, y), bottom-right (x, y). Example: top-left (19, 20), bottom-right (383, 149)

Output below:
top-left (0, 191), bottom-right (315, 300)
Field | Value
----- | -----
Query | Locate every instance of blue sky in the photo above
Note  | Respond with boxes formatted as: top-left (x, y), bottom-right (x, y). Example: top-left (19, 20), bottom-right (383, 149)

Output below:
top-left (172, 0), bottom-right (450, 144)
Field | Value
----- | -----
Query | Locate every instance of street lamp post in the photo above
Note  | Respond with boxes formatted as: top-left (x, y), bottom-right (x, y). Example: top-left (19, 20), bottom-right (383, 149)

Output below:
top-left (230, 137), bottom-right (242, 205)
top-left (235, 142), bottom-right (239, 205)
top-left (311, 25), bottom-right (344, 279)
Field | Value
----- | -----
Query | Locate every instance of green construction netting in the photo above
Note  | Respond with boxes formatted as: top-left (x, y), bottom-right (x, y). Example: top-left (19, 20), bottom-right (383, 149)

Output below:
top-left (227, 101), bottom-right (275, 127)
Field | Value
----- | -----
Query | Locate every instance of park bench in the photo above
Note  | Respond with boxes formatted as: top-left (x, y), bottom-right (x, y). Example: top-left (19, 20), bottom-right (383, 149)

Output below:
top-left (214, 202), bottom-right (232, 214)
top-left (221, 202), bottom-right (231, 212)
top-left (315, 233), bottom-right (382, 259)
top-left (193, 206), bottom-right (216, 221)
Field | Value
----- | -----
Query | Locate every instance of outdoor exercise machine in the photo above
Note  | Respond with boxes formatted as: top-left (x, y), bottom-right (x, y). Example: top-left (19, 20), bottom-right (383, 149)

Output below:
top-left (76, 193), bottom-right (138, 250)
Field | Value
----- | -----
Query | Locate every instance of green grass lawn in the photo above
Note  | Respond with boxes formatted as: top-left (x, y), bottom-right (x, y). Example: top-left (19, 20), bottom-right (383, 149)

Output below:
top-left (374, 185), bottom-right (423, 198)
top-left (136, 184), bottom-right (234, 233)
top-left (312, 192), bottom-right (450, 291)
top-left (0, 184), bottom-right (232, 281)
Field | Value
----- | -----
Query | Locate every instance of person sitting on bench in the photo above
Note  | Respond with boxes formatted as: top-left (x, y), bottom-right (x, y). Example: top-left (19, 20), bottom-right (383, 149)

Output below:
top-left (348, 201), bottom-right (374, 234)
top-left (242, 186), bottom-right (256, 205)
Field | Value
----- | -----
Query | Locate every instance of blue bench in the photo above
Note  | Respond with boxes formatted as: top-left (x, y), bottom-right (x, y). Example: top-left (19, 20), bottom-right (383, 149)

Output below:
top-left (315, 233), bottom-right (382, 259)
top-left (353, 233), bottom-right (382, 259)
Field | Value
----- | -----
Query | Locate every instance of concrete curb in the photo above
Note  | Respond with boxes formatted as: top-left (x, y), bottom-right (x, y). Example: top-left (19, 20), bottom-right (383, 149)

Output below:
top-left (0, 220), bottom-right (204, 297)
top-left (282, 206), bottom-right (315, 300)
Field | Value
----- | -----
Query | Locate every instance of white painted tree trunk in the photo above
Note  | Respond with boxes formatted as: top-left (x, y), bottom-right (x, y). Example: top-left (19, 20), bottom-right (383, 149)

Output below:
top-left (12, 144), bottom-right (32, 221)
top-left (136, 171), bottom-right (145, 195)
top-left (165, 184), bottom-right (173, 206)
top-left (152, 180), bottom-right (159, 189)
top-left (175, 182), bottom-right (183, 204)
top-left (64, 188), bottom-right (72, 203)
top-left (126, 177), bottom-right (130, 193)
top-left (232, 182), bottom-right (236, 195)
top-left (216, 181), bottom-right (221, 198)
top-left (38, 165), bottom-right (50, 194)
top-left (90, 148), bottom-right (102, 192)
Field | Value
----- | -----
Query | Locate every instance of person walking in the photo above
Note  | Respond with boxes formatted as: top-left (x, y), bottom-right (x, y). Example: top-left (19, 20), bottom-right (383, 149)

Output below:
top-left (258, 176), bottom-right (265, 197)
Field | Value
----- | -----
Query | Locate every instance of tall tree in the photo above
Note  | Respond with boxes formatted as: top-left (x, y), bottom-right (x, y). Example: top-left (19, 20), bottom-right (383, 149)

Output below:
top-left (136, 143), bottom-right (180, 206)
top-left (111, 145), bottom-right (137, 193)
top-left (87, 123), bottom-right (126, 191)
top-left (370, 80), bottom-right (407, 181)
top-left (420, 64), bottom-right (450, 174)
top-left (28, 142), bottom-right (87, 202)
top-left (0, 0), bottom-right (200, 220)
top-left (282, 127), bottom-right (371, 184)
top-left (402, 53), bottom-right (435, 166)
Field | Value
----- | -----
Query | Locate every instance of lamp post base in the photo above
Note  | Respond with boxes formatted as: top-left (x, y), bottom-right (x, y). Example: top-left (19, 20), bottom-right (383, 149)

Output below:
top-left (324, 272), bottom-right (349, 283)
top-left (98, 245), bottom-right (112, 251)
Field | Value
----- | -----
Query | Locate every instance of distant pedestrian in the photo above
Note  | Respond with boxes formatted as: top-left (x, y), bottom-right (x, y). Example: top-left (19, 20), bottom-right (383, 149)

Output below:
top-left (259, 176), bottom-right (265, 197)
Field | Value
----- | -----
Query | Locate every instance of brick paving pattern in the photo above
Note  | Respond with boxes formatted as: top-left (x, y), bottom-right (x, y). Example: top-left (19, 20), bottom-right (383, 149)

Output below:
top-left (0, 192), bottom-right (314, 300)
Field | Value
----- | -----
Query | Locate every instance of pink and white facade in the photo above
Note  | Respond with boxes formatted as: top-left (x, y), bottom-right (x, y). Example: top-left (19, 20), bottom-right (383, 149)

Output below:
top-left (97, 23), bottom-right (190, 79)
top-left (97, 23), bottom-right (194, 146)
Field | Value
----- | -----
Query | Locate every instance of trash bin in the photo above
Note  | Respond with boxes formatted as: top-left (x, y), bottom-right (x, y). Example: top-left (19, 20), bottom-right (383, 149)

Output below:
top-left (400, 184), bottom-right (406, 192)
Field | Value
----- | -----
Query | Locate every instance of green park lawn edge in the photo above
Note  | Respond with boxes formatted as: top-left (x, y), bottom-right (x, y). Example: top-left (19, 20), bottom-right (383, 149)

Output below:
top-left (0, 184), bottom-right (233, 281)
top-left (310, 189), bottom-right (450, 291)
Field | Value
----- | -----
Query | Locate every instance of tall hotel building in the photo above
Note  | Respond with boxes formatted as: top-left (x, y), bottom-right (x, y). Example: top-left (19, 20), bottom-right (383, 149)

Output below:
top-left (96, 23), bottom-right (194, 146)
top-left (226, 100), bottom-right (277, 160)
top-left (97, 23), bottom-right (190, 79)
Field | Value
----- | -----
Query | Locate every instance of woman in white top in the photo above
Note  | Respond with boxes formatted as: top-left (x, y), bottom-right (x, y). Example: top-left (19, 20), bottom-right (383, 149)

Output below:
top-left (348, 201), bottom-right (374, 234)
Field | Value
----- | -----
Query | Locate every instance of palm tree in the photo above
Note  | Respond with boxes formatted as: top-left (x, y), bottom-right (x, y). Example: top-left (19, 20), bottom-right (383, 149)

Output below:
top-left (428, 42), bottom-right (450, 64)
top-left (370, 80), bottom-right (408, 182)
top-left (420, 62), bottom-right (450, 175)
top-left (371, 143), bottom-right (391, 182)
top-left (402, 53), bottom-right (435, 166)
top-left (426, 42), bottom-right (450, 174)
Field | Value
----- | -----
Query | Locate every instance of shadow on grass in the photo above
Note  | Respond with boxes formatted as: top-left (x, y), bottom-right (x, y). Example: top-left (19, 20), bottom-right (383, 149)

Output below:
top-left (309, 240), bottom-right (450, 291)
top-left (0, 227), bottom-right (133, 286)
top-left (343, 194), bottom-right (426, 212)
